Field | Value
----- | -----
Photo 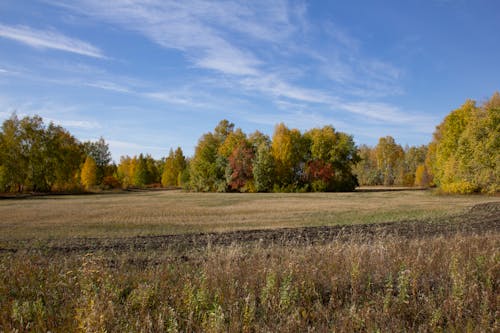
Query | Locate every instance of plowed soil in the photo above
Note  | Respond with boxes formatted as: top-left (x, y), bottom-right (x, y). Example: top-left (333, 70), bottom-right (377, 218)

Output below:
top-left (2, 202), bottom-right (498, 254)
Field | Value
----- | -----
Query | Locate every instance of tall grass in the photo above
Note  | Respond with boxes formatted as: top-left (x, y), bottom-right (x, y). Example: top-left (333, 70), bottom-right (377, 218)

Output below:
top-left (1, 233), bottom-right (498, 332)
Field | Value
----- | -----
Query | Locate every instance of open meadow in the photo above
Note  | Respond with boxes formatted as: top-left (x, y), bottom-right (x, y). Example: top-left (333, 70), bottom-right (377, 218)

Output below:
top-left (0, 189), bottom-right (499, 331)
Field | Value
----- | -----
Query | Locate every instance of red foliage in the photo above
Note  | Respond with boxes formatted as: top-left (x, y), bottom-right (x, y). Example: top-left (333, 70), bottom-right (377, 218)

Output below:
top-left (228, 144), bottom-right (255, 190)
top-left (305, 160), bottom-right (335, 183)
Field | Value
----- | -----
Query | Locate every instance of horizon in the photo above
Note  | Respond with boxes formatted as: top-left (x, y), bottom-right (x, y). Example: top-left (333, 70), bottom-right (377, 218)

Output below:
top-left (1, 1), bottom-right (499, 161)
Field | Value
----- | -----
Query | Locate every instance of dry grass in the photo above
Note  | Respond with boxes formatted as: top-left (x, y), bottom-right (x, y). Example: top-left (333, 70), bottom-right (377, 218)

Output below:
top-left (1, 189), bottom-right (498, 240)
top-left (0, 190), bottom-right (498, 331)
top-left (0, 233), bottom-right (498, 332)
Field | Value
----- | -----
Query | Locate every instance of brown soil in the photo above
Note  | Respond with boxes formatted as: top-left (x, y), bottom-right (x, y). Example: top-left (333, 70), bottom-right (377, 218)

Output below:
top-left (1, 202), bottom-right (498, 254)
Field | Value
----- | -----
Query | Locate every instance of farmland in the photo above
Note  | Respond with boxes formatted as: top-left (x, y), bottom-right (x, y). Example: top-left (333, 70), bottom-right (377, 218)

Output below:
top-left (0, 190), bottom-right (499, 331)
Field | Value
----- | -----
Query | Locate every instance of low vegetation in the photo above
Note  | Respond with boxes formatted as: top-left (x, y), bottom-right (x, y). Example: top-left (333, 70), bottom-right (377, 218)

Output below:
top-left (0, 191), bottom-right (498, 331)
top-left (0, 190), bottom-right (496, 240)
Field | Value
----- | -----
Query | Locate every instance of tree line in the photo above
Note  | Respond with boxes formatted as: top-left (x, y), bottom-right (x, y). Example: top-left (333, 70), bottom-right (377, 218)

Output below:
top-left (0, 92), bottom-right (498, 194)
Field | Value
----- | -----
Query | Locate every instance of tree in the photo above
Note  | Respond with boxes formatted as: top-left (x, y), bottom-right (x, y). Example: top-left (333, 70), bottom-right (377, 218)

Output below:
top-left (133, 154), bottom-right (148, 187)
top-left (0, 114), bottom-right (85, 192)
top-left (227, 141), bottom-right (254, 192)
top-left (253, 142), bottom-right (275, 192)
top-left (375, 136), bottom-right (404, 186)
top-left (0, 114), bottom-right (26, 192)
top-left (45, 123), bottom-right (84, 190)
top-left (353, 145), bottom-right (381, 185)
top-left (427, 93), bottom-right (499, 193)
top-left (304, 126), bottom-right (359, 191)
top-left (401, 145), bottom-right (427, 186)
top-left (81, 156), bottom-right (97, 190)
top-left (271, 123), bottom-right (305, 189)
top-left (82, 137), bottom-right (112, 183)
top-left (190, 133), bottom-right (221, 191)
top-left (162, 147), bottom-right (187, 187)
top-left (117, 156), bottom-right (133, 188)
top-left (190, 120), bottom-right (236, 192)
top-left (414, 164), bottom-right (431, 187)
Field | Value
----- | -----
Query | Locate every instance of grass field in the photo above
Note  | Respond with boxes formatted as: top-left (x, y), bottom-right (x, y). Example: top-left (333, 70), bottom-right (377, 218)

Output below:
top-left (1, 189), bottom-right (497, 240)
top-left (0, 189), bottom-right (499, 331)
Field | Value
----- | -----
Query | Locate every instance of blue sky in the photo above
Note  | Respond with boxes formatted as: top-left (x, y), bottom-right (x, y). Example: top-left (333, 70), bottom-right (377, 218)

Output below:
top-left (0, 0), bottom-right (499, 161)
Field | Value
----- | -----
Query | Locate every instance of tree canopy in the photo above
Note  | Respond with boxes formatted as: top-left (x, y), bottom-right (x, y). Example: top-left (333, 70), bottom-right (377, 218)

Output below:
top-left (1, 92), bottom-right (498, 195)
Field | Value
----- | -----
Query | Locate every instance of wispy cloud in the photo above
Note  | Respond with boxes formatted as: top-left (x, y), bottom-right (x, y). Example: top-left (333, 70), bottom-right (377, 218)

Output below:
top-left (47, 0), bottom-right (308, 77)
top-left (0, 95), bottom-right (102, 130)
top-left (84, 81), bottom-right (131, 93)
top-left (39, 1), bottom-right (428, 135)
top-left (46, 118), bottom-right (101, 130)
top-left (144, 90), bottom-right (208, 108)
top-left (0, 23), bottom-right (104, 58)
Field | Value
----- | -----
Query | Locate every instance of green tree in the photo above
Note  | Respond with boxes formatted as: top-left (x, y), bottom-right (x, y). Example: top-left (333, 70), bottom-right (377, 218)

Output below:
top-left (133, 154), bottom-right (148, 187)
top-left (0, 114), bottom-right (26, 192)
top-left (162, 147), bottom-right (187, 187)
top-left (190, 132), bottom-right (221, 191)
top-left (45, 123), bottom-right (84, 190)
top-left (190, 120), bottom-right (234, 192)
top-left (253, 142), bottom-right (275, 192)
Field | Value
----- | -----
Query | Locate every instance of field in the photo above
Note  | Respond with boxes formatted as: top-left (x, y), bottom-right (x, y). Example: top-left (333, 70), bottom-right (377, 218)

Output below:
top-left (0, 189), bottom-right (499, 331)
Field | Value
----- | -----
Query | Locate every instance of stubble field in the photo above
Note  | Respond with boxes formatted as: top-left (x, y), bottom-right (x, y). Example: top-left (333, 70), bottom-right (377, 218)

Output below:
top-left (0, 189), bottom-right (499, 331)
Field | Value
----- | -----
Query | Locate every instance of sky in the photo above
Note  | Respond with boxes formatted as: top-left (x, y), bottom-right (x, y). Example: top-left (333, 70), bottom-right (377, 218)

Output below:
top-left (0, 0), bottom-right (499, 161)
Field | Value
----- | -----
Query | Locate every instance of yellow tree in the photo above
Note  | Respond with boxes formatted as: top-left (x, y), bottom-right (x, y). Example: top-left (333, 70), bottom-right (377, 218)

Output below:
top-left (375, 136), bottom-right (404, 186)
top-left (81, 156), bottom-right (97, 190)
top-left (271, 123), bottom-right (304, 188)
top-left (162, 147), bottom-right (187, 187)
top-left (429, 93), bottom-right (499, 193)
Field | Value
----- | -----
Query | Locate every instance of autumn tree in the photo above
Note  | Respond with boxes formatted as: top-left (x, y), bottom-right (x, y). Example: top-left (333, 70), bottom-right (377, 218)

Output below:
top-left (0, 114), bottom-right (28, 192)
top-left (401, 145), bottom-right (427, 186)
top-left (0, 114), bottom-right (84, 192)
top-left (81, 156), bottom-right (97, 190)
top-left (428, 93), bottom-right (499, 193)
top-left (227, 141), bottom-right (255, 192)
top-left (190, 132), bottom-right (222, 191)
top-left (271, 123), bottom-right (306, 189)
top-left (414, 164), bottom-right (431, 187)
top-left (375, 136), bottom-right (404, 186)
top-left (353, 145), bottom-right (381, 185)
top-left (162, 147), bottom-right (187, 187)
top-left (117, 156), bottom-right (133, 188)
top-left (82, 137), bottom-right (112, 183)
top-left (304, 126), bottom-right (359, 191)
top-left (190, 120), bottom-right (235, 192)
top-left (253, 142), bottom-right (275, 192)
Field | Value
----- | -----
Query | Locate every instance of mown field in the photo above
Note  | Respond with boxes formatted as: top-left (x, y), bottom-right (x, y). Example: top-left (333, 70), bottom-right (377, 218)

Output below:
top-left (0, 190), bottom-right (499, 331)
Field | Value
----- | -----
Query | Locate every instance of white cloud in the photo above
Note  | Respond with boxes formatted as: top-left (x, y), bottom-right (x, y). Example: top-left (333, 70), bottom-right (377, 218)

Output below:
top-left (240, 74), bottom-right (334, 104)
top-left (84, 81), bottom-right (131, 93)
top-left (46, 118), bottom-right (101, 130)
top-left (0, 23), bottom-right (104, 58)
top-left (47, 1), bottom-right (298, 76)
top-left (144, 90), bottom-right (208, 108)
top-left (0, 95), bottom-right (102, 130)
